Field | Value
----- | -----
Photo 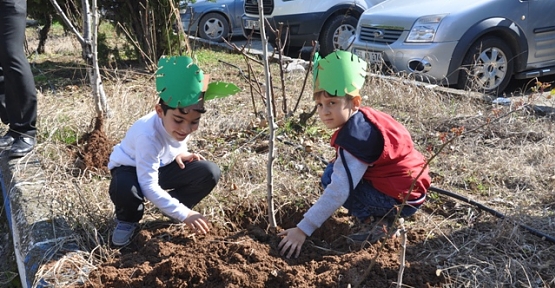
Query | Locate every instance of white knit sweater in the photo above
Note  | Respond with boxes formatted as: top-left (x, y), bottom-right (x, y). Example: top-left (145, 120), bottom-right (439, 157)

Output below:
top-left (108, 111), bottom-right (192, 221)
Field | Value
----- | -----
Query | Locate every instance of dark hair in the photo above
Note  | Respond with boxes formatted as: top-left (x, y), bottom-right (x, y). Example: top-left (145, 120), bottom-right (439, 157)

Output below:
top-left (313, 90), bottom-right (356, 101)
top-left (158, 98), bottom-right (207, 115)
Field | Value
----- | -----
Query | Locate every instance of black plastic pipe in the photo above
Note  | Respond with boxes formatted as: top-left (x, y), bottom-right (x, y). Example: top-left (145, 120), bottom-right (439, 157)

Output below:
top-left (429, 186), bottom-right (555, 244)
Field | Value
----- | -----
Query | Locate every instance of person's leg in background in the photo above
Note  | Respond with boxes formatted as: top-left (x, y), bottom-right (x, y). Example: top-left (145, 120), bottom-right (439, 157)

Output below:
top-left (0, 0), bottom-right (38, 157)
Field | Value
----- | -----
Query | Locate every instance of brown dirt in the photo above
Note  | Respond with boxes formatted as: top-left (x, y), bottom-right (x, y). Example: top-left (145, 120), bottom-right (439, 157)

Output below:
top-left (74, 117), bottom-right (115, 174)
top-left (81, 208), bottom-right (445, 288)
top-left (73, 124), bottom-right (446, 288)
top-left (69, 116), bottom-right (445, 288)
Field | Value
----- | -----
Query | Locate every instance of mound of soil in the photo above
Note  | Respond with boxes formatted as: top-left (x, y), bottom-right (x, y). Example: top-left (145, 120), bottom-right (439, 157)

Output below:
top-left (75, 118), bottom-right (115, 174)
top-left (83, 207), bottom-right (446, 288)
top-left (75, 122), bottom-right (446, 287)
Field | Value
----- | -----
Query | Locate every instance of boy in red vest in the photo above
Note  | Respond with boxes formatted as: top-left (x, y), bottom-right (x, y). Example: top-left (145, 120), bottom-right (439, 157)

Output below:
top-left (278, 51), bottom-right (431, 258)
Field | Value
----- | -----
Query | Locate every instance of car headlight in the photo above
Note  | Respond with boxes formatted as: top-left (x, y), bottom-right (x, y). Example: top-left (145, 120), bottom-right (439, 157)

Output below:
top-left (406, 14), bottom-right (447, 43)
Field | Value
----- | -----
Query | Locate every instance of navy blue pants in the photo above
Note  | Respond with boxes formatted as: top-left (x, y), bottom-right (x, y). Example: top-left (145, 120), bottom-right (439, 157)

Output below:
top-left (321, 162), bottom-right (419, 221)
top-left (109, 160), bottom-right (221, 223)
top-left (0, 0), bottom-right (37, 137)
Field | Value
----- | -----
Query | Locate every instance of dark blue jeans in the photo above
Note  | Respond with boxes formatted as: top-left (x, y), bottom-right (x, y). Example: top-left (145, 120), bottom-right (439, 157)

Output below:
top-left (321, 162), bottom-right (419, 221)
top-left (109, 160), bottom-right (221, 223)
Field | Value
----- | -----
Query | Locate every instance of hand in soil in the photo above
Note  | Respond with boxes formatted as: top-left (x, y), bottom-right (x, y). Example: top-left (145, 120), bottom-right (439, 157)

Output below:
top-left (184, 210), bottom-right (211, 234)
top-left (277, 227), bottom-right (307, 258)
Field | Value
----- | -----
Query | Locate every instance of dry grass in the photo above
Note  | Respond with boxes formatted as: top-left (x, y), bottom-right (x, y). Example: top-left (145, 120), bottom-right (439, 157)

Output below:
top-left (19, 23), bottom-right (555, 287)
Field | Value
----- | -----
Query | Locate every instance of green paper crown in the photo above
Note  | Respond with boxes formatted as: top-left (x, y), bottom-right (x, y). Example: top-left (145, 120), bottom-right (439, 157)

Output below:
top-left (313, 50), bottom-right (368, 97)
top-left (156, 55), bottom-right (240, 108)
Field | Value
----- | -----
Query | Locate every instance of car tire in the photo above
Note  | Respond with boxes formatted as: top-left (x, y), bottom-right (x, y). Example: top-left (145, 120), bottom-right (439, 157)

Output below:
top-left (198, 13), bottom-right (230, 42)
top-left (318, 14), bottom-right (358, 56)
top-left (457, 36), bottom-right (514, 94)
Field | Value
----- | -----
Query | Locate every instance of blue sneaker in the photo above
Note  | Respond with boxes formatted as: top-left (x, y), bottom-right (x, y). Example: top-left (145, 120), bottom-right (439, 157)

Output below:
top-left (112, 220), bottom-right (139, 246)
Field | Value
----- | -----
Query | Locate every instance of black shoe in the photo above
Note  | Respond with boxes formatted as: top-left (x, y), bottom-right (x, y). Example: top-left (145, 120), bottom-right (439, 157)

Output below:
top-left (10, 136), bottom-right (35, 157)
top-left (0, 133), bottom-right (15, 149)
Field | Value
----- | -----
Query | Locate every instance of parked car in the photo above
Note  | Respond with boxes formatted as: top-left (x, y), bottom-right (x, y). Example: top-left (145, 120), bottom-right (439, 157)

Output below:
top-left (349, 0), bottom-right (555, 94)
top-left (241, 0), bottom-right (385, 56)
top-left (180, 0), bottom-right (244, 42)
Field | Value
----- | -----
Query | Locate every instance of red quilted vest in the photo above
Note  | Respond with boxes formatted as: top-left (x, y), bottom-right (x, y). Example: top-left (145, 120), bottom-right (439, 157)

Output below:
top-left (331, 107), bottom-right (430, 203)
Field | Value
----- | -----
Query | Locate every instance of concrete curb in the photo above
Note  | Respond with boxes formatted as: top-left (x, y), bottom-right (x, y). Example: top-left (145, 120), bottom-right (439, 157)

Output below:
top-left (1, 152), bottom-right (77, 288)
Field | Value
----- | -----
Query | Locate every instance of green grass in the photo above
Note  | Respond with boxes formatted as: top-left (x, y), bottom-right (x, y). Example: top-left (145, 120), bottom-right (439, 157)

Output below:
top-left (193, 48), bottom-right (244, 66)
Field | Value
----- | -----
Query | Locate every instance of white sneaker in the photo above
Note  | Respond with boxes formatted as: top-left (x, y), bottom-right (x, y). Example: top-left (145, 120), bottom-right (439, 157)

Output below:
top-left (112, 220), bottom-right (138, 246)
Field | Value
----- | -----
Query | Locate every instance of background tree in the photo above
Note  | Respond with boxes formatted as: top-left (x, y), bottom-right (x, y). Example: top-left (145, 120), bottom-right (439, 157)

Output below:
top-left (96, 0), bottom-right (184, 70)
top-left (29, 0), bottom-right (184, 67)
top-left (28, 0), bottom-right (81, 54)
top-left (50, 0), bottom-right (107, 114)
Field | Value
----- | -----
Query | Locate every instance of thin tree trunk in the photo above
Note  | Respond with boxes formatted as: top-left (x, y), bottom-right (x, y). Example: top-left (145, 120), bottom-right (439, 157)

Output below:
top-left (90, 0), bottom-right (108, 117)
top-left (36, 13), bottom-right (52, 54)
top-left (49, 0), bottom-right (109, 118)
top-left (258, 0), bottom-right (277, 228)
top-left (50, 1), bottom-right (83, 43)
top-left (396, 219), bottom-right (407, 288)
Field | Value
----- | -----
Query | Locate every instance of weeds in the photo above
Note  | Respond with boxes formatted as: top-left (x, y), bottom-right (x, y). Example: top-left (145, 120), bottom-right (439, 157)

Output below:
top-left (17, 24), bottom-right (555, 287)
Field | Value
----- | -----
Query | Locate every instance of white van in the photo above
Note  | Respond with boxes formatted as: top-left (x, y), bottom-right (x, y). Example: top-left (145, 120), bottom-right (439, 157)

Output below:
top-left (241, 0), bottom-right (385, 56)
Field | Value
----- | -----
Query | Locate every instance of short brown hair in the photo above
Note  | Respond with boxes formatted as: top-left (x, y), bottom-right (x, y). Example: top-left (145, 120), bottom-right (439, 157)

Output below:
top-left (313, 90), bottom-right (358, 101)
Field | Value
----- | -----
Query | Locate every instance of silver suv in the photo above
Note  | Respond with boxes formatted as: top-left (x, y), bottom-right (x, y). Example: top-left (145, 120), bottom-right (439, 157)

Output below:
top-left (350, 0), bottom-right (555, 94)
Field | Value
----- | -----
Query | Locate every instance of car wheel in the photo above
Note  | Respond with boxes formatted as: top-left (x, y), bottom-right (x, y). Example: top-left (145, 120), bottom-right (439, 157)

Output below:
top-left (198, 13), bottom-right (229, 42)
top-left (457, 36), bottom-right (514, 94)
top-left (318, 14), bottom-right (358, 56)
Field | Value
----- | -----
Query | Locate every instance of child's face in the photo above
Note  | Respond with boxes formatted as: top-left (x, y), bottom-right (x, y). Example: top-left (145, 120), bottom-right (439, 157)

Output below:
top-left (155, 104), bottom-right (201, 141)
top-left (315, 94), bottom-right (357, 129)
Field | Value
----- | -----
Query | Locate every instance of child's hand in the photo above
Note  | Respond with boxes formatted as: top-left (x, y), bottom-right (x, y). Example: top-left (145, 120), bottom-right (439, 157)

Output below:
top-left (183, 210), bottom-right (211, 234)
top-left (176, 152), bottom-right (205, 169)
top-left (277, 227), bottom-right (307, 259)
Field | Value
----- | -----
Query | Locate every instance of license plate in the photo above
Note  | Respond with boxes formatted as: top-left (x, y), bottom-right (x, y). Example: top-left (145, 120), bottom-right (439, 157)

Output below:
top-left (354, 50), bottom-right (383, 64)
top-left (244, 19), bottom-right (260, 30)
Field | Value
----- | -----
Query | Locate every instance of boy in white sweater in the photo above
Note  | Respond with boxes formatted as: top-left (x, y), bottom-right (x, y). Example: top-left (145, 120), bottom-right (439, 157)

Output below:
top-left (108, 55), bottom-right (239, 246)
